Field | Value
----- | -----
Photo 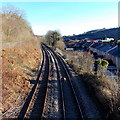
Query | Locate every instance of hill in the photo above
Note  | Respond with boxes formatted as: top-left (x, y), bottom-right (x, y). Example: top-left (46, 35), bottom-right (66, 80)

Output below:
top-left (63, 28), bottom-right (120, 41)
top-left (2, 8), bottom-right (33, 42)
top-left (1, 5), bottom-right (41, 113)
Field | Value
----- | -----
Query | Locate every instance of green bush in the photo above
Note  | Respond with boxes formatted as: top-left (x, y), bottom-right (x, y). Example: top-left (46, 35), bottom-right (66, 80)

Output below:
top-left (95, 59), bottom-right (102, 65)
top-left (95, 59), bottom-right (109, 71)
top-left (101, 59), bottom-right (109, 68)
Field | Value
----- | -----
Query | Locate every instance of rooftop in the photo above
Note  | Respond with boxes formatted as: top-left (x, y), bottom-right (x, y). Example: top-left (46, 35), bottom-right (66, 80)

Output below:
top-left (108, 45), bottom-right (120, 57)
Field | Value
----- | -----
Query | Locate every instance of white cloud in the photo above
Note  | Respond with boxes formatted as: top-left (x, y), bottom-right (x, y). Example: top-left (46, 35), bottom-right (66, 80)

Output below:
top-left (32, 14), bottom-right (118, 36)
top-left (32, 25), bottom-right (57, 35)
top-left (32, 24), bottom-right (84, 36)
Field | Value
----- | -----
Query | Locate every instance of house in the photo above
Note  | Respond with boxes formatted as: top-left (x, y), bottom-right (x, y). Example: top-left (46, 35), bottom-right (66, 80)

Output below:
top-left (66, 48), bottom-right (74, 51)
top-left (89, 43), bottom-right (102, 53)
top-left (89, 43), bottom-right (119, 68)
top-left (96, 44), bottom-right (116, 58)
top-left (99, 38), bottom-right (114, 42)
top-left (73, 41), bottom-right (86, 50)
top-left (82, 42), bottom-right (94, 51)
top-left (108, 45), bottom-right (120, 69)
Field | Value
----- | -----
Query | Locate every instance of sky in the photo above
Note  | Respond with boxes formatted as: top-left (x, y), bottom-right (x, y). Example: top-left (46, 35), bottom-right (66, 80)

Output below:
top-left (2, 2), bottom-right (118, 36)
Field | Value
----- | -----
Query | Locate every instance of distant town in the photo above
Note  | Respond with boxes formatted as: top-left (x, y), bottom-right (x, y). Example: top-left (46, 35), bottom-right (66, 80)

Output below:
top-left (64, 28), bottom-right (120, 74)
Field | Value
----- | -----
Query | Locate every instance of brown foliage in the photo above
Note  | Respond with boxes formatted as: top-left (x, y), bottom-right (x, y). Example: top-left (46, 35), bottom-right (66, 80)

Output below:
top-left (1, 5), bottom-right (32, 42)
top-left (64, 50), bottom-right (120, 119)
top-left (56, 40), bottom-right (66, 51)
top-left (65, 51), bottom-right (94, 73)
top-left (1, 5), bottom-right (41, 113)
top-left (2, 42), bottom-right (41, 112)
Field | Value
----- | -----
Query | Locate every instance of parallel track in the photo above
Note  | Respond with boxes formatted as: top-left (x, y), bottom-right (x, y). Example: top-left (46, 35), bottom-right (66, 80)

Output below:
top-left (3, 43), bottom-right (102, 120)
top-left (44, 44), bottom-right (84, 120)
top-left (17, 45), bottom-right (49, 119)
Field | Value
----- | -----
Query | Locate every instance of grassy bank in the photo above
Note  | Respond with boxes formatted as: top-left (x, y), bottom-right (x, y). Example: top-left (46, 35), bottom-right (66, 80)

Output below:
top-left (1, 5), bottom-right (42, 113)
top-left (2, 42), bottom-right (41, 112)
top-left (58, 50), bottom-right (120, 120)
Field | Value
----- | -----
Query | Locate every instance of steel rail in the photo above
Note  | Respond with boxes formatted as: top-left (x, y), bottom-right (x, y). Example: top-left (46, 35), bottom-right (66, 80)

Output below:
top-left (44, 44), bottom-right (84, 120)
top-left (46, 48), bottom-right (65, 120)
top-left (17, 44), bottom-right (47, 119)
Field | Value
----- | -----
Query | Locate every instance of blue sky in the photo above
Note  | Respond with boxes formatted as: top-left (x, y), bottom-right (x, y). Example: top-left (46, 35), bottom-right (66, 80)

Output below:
top-left (2, 2), bottom-right (118, 35)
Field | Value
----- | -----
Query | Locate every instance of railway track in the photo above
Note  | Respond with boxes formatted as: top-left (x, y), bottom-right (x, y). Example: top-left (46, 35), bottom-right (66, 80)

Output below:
top-left (45, 44), bottom-right (83, 120)
top-left (2, 43), bottom-right (102, 120)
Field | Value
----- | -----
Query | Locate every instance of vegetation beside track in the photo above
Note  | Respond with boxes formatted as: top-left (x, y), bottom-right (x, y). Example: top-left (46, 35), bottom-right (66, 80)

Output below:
top-left (57, 50), bottom-right (120, 120)
top-left (1, 5), bottom-right (41, 113)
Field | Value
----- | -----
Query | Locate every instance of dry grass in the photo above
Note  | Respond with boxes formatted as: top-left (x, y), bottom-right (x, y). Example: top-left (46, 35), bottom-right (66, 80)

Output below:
top-left (80, 73), bottom-right (120, 119)
top-left (65, 51), bottom-right (94, 73)
top-left (2, 41), bottom-right (41, 112)
top-left (1, 6), bottom-right (42, 113)
top-left (55, 40), bottom-right (66, 51)
top-left (1, 7), bottom-right (32, 43)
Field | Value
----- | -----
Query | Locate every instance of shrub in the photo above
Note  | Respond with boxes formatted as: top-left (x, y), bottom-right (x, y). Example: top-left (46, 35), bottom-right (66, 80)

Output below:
top-left (95, 59), bottom-right (102, 64)
top-left (56, 40), bottom-right (66, 51)
top-left (63, 51), bottom-right (119, 119)
top-left (2, 5), bottom-right (41, 114)
top-left (95, 59), bottom-right (109, 76)
top-left (101, 59), bottom-right (109, 69)
top-left (1, 5), bottom-right (32, 42)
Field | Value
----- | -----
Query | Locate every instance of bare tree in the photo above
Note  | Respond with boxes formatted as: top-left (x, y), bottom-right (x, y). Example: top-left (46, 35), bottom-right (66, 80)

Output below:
top-left (45, 30), bottom-right (61, 49)
top-left (1, 4), bottom-right (32, 42)
top-left (1, 4), bottom-right (26, 19)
